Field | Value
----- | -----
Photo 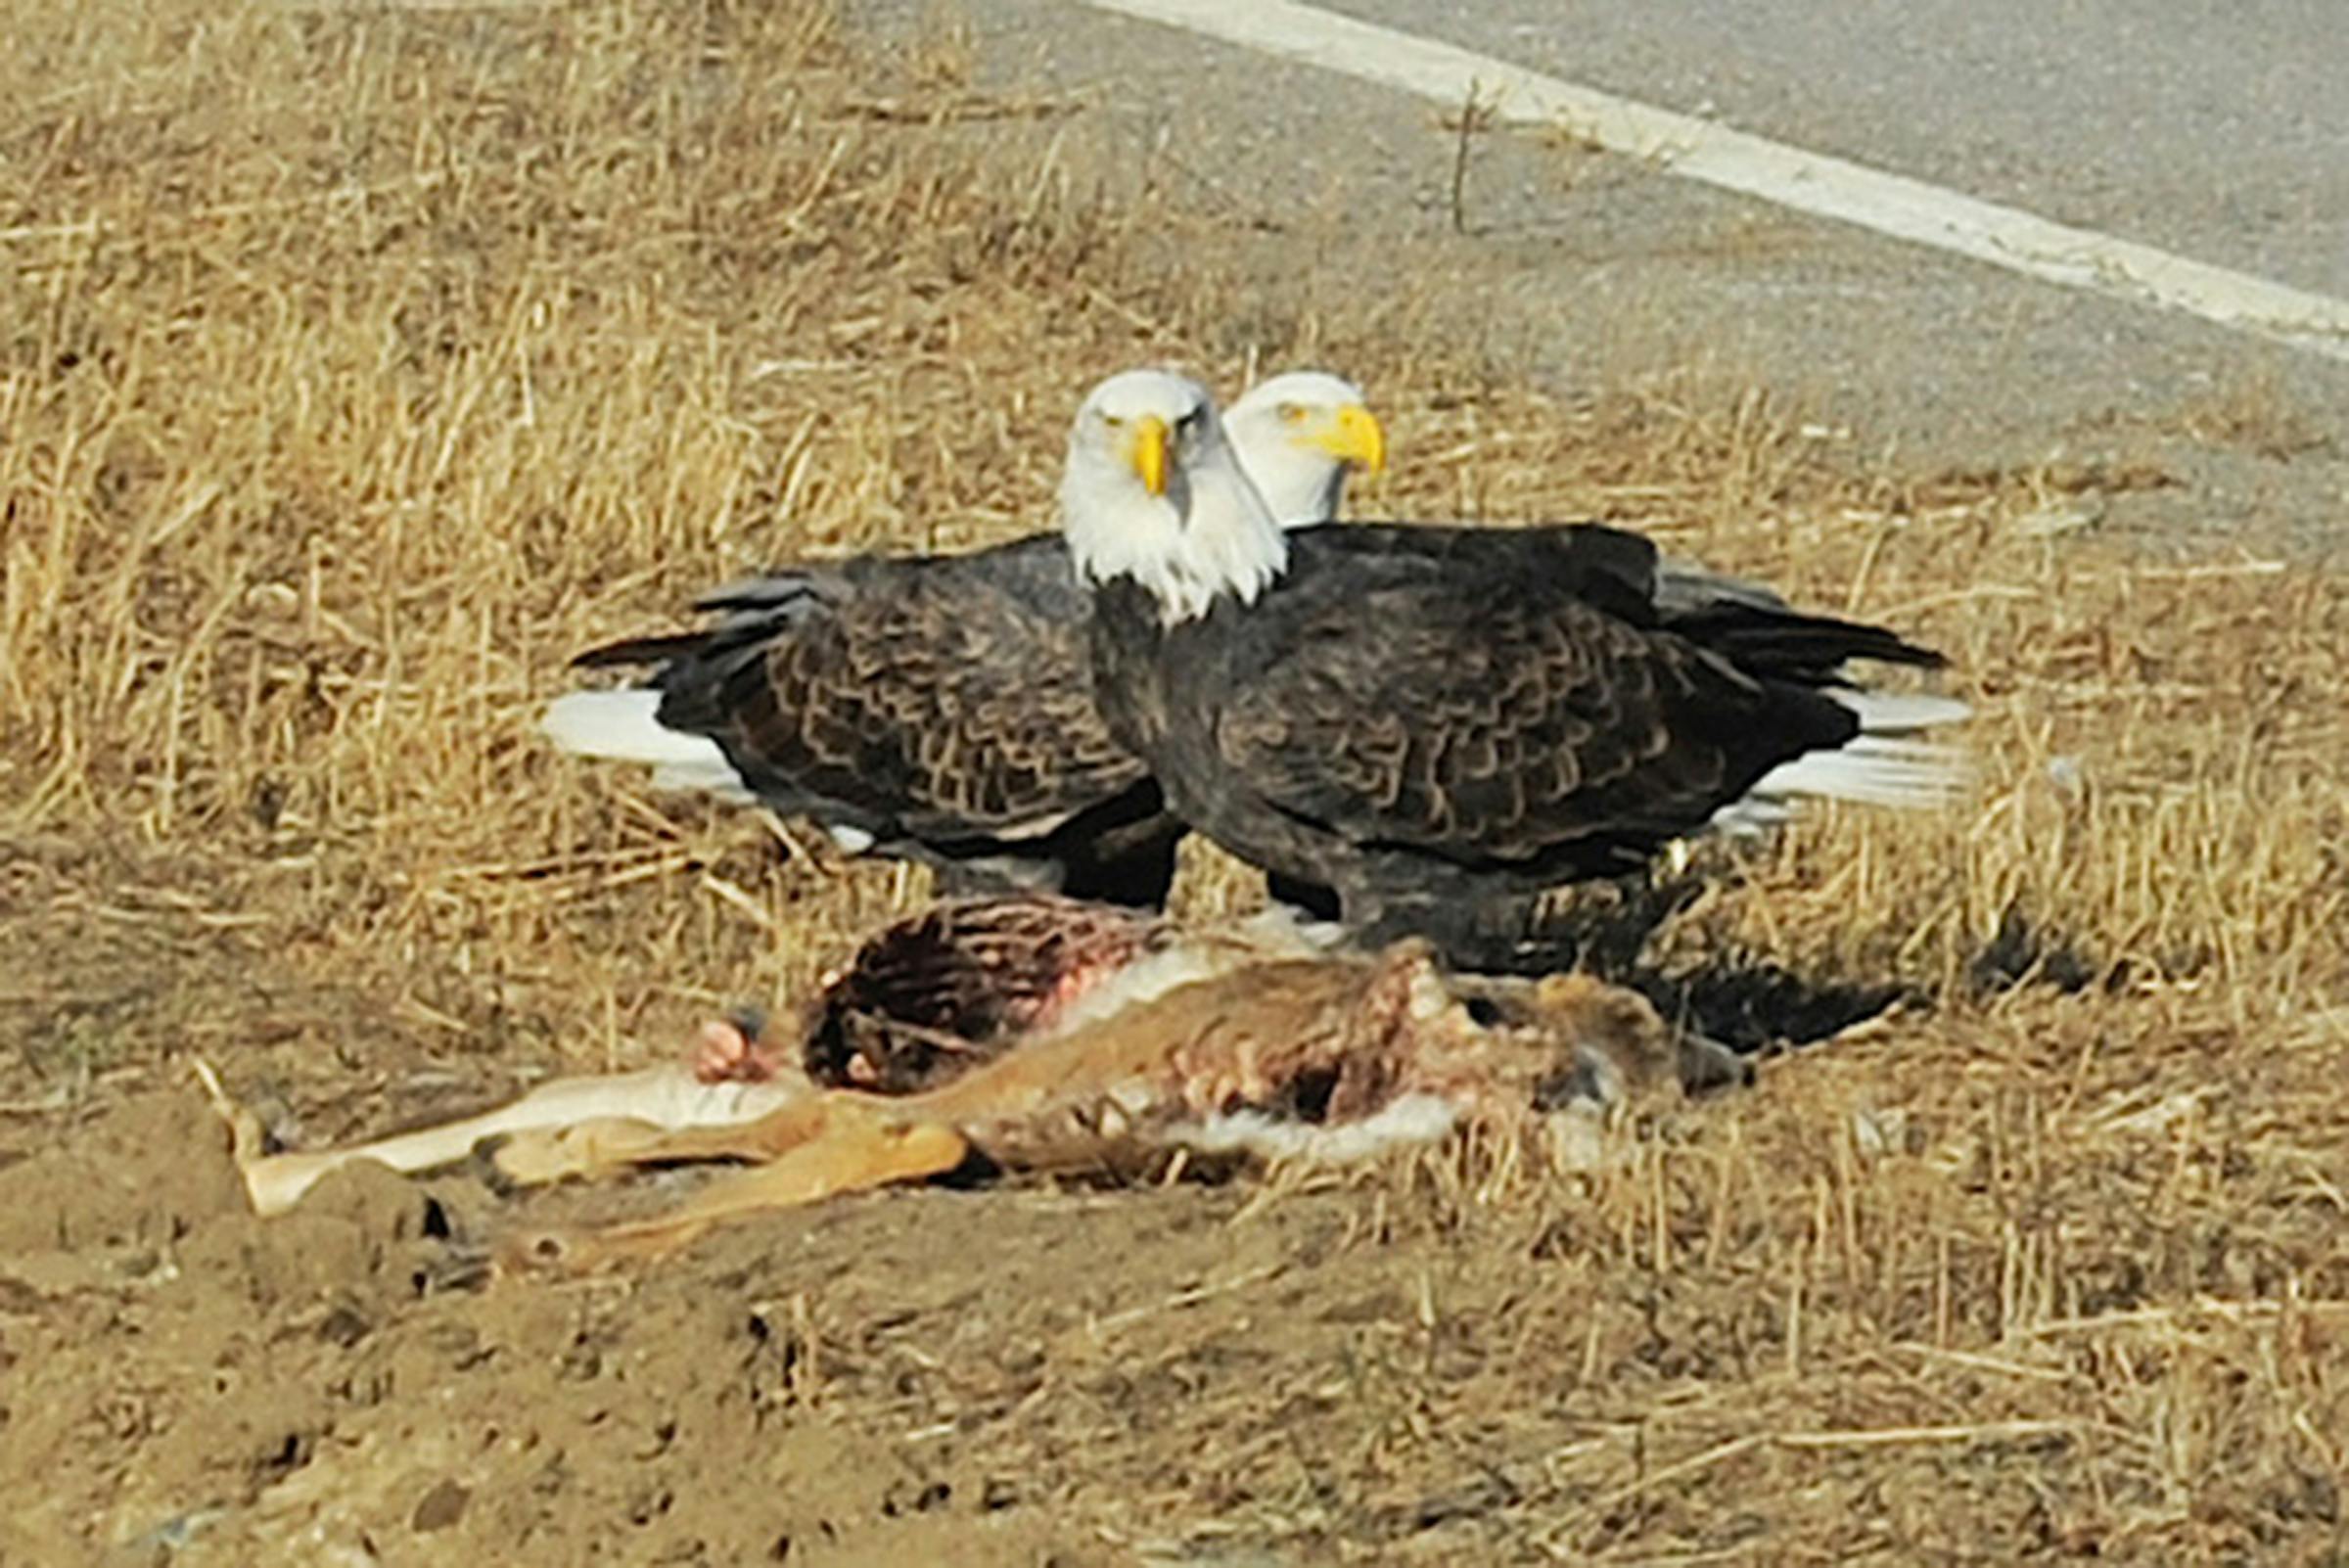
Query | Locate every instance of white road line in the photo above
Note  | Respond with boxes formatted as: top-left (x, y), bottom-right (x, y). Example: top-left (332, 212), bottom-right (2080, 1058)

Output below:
top-left (1082, 0), bottom-right (2349, 365)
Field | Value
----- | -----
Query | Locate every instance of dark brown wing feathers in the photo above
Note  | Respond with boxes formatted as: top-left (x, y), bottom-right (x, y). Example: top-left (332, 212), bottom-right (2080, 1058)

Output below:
top-left (581, 541), bottom-right (1148, 847)
top-left (682, 568), bottom-right (1141, 840)
top-left (1218, 578), bottom-right (1849, 869)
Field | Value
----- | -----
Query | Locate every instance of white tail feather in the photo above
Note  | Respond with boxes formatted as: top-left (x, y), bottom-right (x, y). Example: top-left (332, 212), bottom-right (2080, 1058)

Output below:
top-left (1710, 688), bottom-right (1969, 835)
top-left (541, 690), bottom-right (753, 803)
top-left (1828, 689), bottom-right (1972, 735)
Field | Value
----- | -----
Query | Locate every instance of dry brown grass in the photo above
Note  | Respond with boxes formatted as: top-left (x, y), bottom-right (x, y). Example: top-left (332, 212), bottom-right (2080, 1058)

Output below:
top-left (2, 0), bottom-right (2345, 1560)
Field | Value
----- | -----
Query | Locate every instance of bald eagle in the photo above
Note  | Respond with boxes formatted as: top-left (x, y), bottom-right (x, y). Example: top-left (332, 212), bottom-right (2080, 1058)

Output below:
top-left (1060, 369), bottom-right (1964, 967)
top-left (543, 372), bottom-right (1389, 903)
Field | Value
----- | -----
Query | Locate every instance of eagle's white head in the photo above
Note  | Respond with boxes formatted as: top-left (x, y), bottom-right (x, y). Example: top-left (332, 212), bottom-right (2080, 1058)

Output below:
top-left (1061, 368), bottom-right (1289, 626)
top-left (1223, 371), bottom-right (1387, 529)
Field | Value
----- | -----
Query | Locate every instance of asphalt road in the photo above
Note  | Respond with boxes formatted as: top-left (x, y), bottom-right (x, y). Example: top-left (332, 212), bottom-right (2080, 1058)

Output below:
top-left (853, 0), bottom-right (2349, 552)
top-left (1325, 0), bottom-right (2349, 301)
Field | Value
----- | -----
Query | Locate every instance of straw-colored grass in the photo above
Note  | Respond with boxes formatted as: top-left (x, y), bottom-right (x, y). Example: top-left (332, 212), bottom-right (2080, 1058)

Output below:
top-left (1, 0), bottom-right (2343, 1560)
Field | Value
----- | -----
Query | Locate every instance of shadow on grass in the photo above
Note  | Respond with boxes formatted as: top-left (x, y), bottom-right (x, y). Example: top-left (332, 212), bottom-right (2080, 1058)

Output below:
top-left (1504, 876), bottom-right (2113, 1055)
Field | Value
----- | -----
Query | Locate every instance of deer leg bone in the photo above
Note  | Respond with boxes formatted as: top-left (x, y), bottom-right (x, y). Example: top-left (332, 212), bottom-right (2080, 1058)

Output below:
top-left (501, 1104), bottom-right (970, 1273)
top-left (473, 1116), bottom-right (683, 1193)
top-left (478, 1093), bottom-right (846, 1191)
top-left (223, 1062), bottom-right (812, 1218)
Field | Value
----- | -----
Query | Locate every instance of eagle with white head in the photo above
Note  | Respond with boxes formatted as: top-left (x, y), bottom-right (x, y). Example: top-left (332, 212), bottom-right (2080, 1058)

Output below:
top-left (1062, 369), bottom-right (1965, 968)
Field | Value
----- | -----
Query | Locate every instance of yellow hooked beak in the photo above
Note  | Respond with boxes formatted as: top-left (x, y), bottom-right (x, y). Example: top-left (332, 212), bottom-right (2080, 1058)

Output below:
top-left (1126, 413), bottom-right (1171, 497)
top-left (1309, 403), bottom-right (1387, 476)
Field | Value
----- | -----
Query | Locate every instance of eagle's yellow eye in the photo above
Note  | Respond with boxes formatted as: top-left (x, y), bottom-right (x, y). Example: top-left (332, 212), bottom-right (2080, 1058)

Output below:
top-left (1278, 402), bottom-right (1307, 423)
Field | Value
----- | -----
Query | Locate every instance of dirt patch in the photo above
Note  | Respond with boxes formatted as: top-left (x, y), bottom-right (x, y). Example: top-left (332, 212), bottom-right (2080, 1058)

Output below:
top-left (0, 1077), bottom-right (1391, 1564)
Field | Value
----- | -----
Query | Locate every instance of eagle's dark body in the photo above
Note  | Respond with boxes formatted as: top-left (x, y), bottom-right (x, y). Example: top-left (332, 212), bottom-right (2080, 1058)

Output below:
top-left (1088, 522), bottom-right (1944, 966)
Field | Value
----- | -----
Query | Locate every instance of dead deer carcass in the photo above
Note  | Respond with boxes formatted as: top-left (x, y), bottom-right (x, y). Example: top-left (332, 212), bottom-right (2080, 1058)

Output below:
top-left (209, 896), bottom-right (1738, 1271)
